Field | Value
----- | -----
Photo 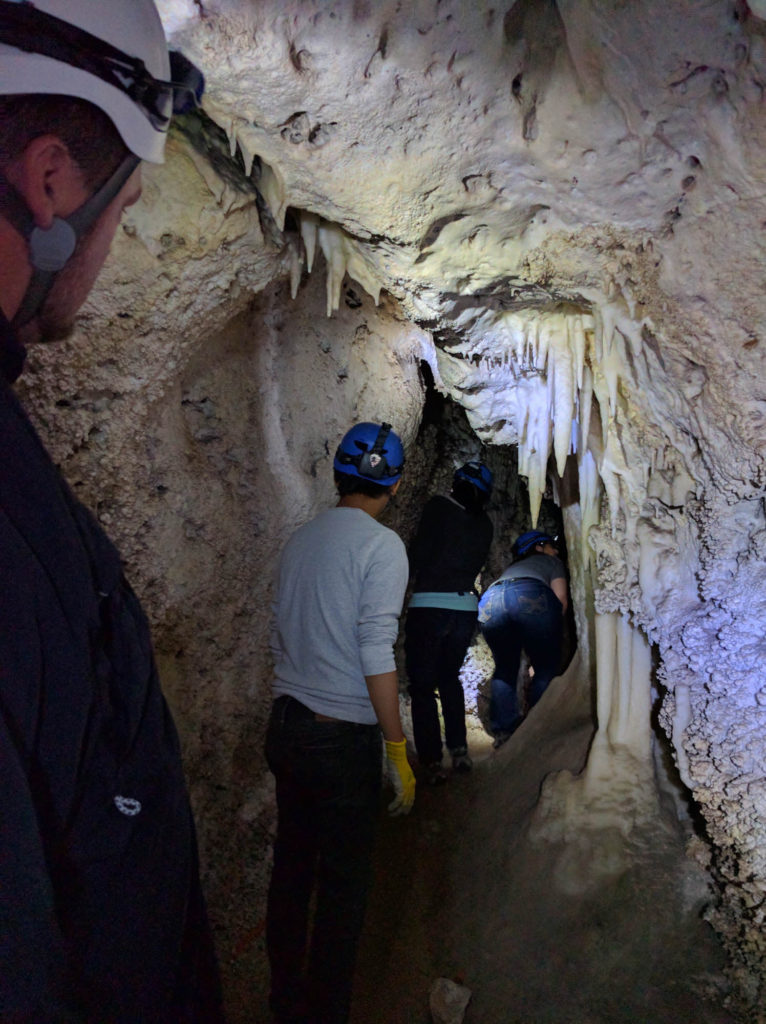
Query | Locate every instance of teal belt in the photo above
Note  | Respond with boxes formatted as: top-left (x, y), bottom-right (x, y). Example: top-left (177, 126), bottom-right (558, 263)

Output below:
top-left (409, 591), bottom-right (478, 611)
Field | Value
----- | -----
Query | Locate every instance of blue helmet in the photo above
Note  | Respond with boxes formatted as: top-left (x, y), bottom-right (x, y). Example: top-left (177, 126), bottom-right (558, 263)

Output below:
top-left (513, 530), bottom-right (558, 558)
top-left (454, 460), bottom-right (493, 496)
top-left (333, 422), bottom-right (405, 485)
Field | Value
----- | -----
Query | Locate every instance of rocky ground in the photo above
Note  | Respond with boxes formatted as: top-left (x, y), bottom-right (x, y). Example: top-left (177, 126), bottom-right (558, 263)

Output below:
top-left (352, 704), bottom-right (738, 1024)
top-left (237, 669), bottom-right (739, 1024)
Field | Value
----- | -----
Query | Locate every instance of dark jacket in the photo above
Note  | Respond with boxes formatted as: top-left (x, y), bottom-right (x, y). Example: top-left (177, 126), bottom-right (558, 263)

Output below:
top-left (409, 494), bottom-right (493, 593)
top-left (0, 312), bottom-right (222, 1023)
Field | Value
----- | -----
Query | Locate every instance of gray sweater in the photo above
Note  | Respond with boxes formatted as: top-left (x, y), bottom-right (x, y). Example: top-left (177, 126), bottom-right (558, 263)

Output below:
top-left (271, 506), bottom-right (409, 723)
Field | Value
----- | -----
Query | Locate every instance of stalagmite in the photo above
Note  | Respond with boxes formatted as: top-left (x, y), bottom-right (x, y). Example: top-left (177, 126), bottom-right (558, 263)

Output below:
top-left (529, 610), bottom-right (656, 881)
top-left (607, 613), bottom-right (652, 756)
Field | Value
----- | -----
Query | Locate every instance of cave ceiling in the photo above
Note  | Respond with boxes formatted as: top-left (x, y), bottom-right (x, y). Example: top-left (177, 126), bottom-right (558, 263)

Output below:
top-left (154, 0), bottom-right (766, 510)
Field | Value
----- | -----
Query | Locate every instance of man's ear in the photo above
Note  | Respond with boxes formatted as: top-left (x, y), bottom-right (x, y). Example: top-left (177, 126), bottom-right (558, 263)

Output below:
top-left (6, 135), bottom-right (88, 230)
top-left (390, 479), bottom-right (402, 497)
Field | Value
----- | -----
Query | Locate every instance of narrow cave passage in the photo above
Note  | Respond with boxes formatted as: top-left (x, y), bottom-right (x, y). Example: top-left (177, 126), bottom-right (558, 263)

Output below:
top-left (203, 311), bottom-right (737, 1024)
top-left (347, 376), bottom-right (734, 1024)
top-left (150, 303), bottom-right (736, 1024)
top-left (352, 686), bottom-right (735, 1024)
top-left (384, 362), bottom-right (578, 746)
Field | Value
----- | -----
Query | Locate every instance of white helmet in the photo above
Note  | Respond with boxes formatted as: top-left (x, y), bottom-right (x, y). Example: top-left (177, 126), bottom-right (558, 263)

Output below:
top-left (0, 0), bottom-right (174, 163)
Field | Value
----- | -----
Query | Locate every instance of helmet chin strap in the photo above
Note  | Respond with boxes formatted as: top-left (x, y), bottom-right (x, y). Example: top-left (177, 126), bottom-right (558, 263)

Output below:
top-left (0, 153), bottom-right (139, 329)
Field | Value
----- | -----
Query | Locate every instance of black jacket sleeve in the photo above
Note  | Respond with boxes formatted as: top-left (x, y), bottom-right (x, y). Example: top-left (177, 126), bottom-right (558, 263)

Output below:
top-left (0, 530), bottom-right (84, 1022)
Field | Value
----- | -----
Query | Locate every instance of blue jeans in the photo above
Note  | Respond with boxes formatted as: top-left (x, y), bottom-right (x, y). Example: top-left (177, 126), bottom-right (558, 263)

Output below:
top-left (265, 695), bottom-right (382, 1024)
top-left (405, 607), bottom-right (477, 763)
top-left (478, 579), bottom-right (563, 733)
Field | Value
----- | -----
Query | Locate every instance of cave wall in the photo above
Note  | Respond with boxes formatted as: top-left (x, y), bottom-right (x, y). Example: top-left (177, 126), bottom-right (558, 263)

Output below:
top-left (15, 0), bottom-right (766, 1014)
top-left (19, 161), bottom-right (428, 1001)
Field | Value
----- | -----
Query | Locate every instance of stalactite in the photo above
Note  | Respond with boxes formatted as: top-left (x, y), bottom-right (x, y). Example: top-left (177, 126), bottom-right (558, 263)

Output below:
top-left (601, 330), bottom-right (623, 416)
top-left (514, 314), bottom-right (526, 361)
top-left (573, 315), bottom-right (587, 391)
top-left (577, 365), bottom-right (593, 458)
top-left (589, 363), bottom-right (612, 451)
top-left (518, 373), bottom-right (552, 527)
top-left (237, 136), bottom-right (257, 178)
top-left (537, 317), bottom-right (551, 372)
top-left (257, 161), bottom-right (288, 230)
top-left (317, 222), bottom-right (347, 317)
top-left (286, 217), bottom-right (383, 316)
top-left (552, 330), bottom-right (575, 476)
top-left (299, 211), bottom-right (319, 273)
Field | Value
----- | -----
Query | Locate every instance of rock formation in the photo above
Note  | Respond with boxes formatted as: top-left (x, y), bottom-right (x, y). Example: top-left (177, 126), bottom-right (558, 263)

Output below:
top-left (17, 0), bottom-right (766, 1018)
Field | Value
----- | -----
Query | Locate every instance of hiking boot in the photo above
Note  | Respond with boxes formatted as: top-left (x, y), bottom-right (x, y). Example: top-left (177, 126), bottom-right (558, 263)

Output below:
top-left (449, 746), bottom-right (473, 773)
top-left (424, 762), bottom-right (448, 786)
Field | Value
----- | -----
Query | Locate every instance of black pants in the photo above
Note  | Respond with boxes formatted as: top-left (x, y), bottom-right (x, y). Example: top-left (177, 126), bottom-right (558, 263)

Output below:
top-left (265, 695), bottom-right (382, 1024)
top-left (404, 607), bottom-right (477, 764)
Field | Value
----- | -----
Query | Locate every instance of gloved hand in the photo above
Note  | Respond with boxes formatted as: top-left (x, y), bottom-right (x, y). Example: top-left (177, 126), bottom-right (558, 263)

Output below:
top-left (385, 738), bottom-right (416, 816)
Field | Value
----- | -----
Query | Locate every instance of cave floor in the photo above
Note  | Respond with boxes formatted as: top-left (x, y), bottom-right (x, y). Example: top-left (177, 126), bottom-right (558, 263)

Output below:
top-left (238, 699), bottom-right (738, 1024)
top-left (351, 711), bottom-right (738, 1024)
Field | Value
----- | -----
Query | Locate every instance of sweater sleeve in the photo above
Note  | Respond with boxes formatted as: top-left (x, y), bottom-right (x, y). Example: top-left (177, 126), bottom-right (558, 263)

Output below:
top-left (357, 531), bottom-right (409, 676)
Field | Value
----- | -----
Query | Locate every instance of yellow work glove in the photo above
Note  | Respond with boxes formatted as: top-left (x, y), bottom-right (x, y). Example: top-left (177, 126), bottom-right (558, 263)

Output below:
top-left (384, 738), bottom-right (416, 816)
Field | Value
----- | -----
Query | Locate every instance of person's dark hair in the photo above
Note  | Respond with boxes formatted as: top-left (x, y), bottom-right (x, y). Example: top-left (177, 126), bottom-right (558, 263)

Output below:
top-left (451, 477), bottom-right (489, 514)
top-left (0, 94), bottom-right (128, 190)
top-left (334, 470), bottom-right (394, 500)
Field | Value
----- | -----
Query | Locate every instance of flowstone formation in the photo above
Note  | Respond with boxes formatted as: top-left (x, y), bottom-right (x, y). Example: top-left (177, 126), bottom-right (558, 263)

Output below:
top-left (16, 0), bottom-right (766, 1017)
